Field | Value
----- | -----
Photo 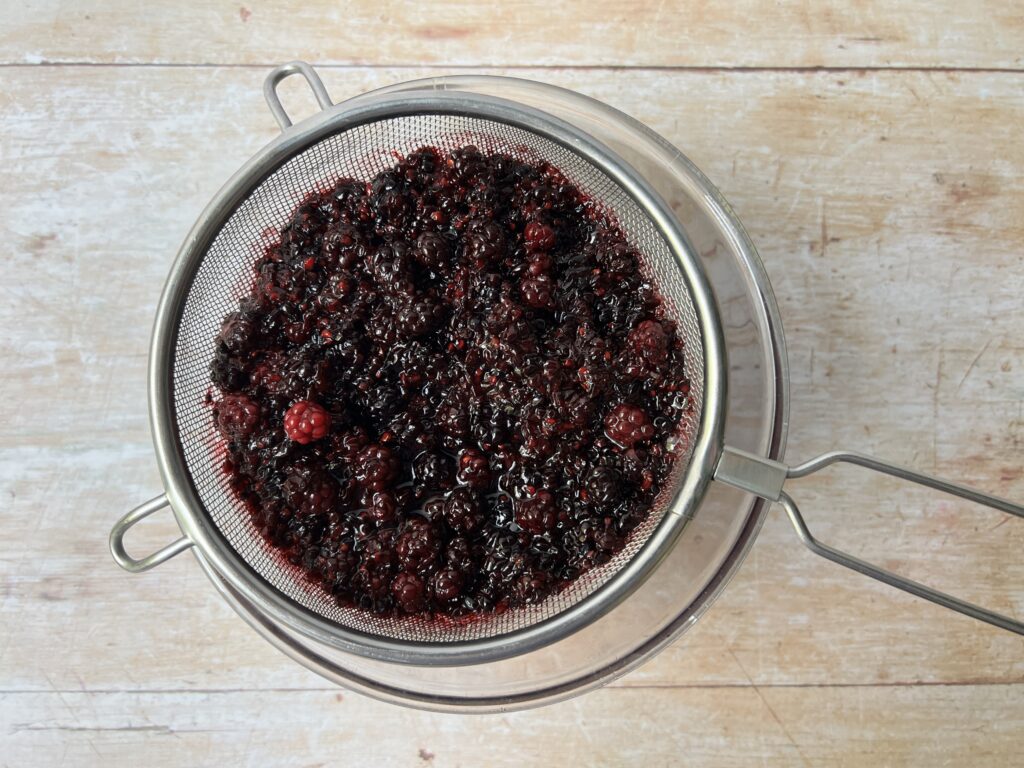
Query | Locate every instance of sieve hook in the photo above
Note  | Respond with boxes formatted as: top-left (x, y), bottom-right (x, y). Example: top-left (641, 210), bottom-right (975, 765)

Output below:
top-left (714, 446), bottom-right (1024, 635)
top-left (109, 494), bottom-right (194, 573)
top-left (263, 61), bottom-right (334, 131)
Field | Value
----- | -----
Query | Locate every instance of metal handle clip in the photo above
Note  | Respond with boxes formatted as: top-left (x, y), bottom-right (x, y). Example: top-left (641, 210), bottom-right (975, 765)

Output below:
top-left (715, 446), bottom-right (1024, 635)
top-left (109, 494), bottom-right (193, 573)
top-left (263, 60), bottom-right (334, 131)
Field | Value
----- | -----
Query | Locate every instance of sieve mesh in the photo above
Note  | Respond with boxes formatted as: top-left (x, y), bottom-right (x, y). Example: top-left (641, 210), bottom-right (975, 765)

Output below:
top-left (172, 113), bottom-right (705, 644)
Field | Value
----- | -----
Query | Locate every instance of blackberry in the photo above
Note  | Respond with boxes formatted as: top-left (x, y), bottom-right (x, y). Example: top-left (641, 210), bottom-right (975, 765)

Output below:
top-left (412, 451), bottom-right (453, 493)
top-left (515, 489), bottom-right (558, 534)
top-left (456, 448), bottom-right (492, 490)
top-left (442, 487), bottom-right (482, 533)
top-left (396, 297), bottom-right (444, 338)
top-left (352, 444), bottom-right (399, 491)
top-left (283, 400), bottom-right (331, 444)
top-left (215, 394), bottom-right (260, 439)
top-left (585, 466), bottom-right (624, 508)
top-left (523, 220), bottom-right (556, 252)
top-left (209, 145), bottom-right (692, 619)
top-left (395, 518), bottom-right (440, 572)
top-left (603, 403), bottom-right (655, 448)
top-left (430, 567), bottom-right (464, 603)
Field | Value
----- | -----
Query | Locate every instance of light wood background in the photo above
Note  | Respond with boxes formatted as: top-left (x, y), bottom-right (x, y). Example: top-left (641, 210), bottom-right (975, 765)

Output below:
top-left (1, 2), bottom-right (1022, 765)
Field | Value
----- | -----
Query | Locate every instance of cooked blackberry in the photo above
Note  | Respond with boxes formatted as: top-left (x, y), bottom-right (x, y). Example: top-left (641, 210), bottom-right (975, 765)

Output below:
top-left (210, 146), bottom-right (690, 618)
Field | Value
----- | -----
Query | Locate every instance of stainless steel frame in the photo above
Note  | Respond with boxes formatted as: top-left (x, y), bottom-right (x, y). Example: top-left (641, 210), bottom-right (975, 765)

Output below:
top-left (112, 65), bottom-right (729, 666)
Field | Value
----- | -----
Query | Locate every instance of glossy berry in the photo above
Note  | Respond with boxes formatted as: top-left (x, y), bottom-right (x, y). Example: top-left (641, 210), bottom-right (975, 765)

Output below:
top-left (283, 400), bottom-right (331, 444)
top-left (443, 487), bottom-right (482, 532)
top-left (369, 491), bottom-right (398, 525)
top-left (412, 451), bottom-right (453, 493)
top-left (628, 320), bottom-right (670, 363)
top-left (604, 403), bottom-right (655, 448)
top-left (395, 519), bottom-right (440, 571)
top-left (396, 297), bottom-right (443, 338)
top-left (215, 394), bottom-right (260, 438)
top-left (430, 567), bottom-right (464, 602)
top-left (586, 466), bottom-right (624, 507)
top-left (353, 444), bottom-right (399, 491)
top-left (523, 220), bottom-right (556, 252)
top-left (456, 448), bottom-right (491, 490)
top-left (520, 275), bottom-right (555, 309)
top-left (217, 312), bottom-right (257, 354)
top-left (527, 252), bottom-right (553, 275)
top-left (515, 489), bottom-right (558, 534)
top-left (283, 470), bottom-right (337, 516)
top-left (513, 570), bottom-right (550, 604)
top-left (414, 231), bottom-right (451, 271)
top-left (391, 571), bottom-right (426, 613)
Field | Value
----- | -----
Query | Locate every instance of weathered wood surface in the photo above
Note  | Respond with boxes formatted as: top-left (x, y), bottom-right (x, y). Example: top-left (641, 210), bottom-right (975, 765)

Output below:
top-left (1, 26), bottom-right (1023, 768)
top-left (2, 1), bottom-right (1023, 69)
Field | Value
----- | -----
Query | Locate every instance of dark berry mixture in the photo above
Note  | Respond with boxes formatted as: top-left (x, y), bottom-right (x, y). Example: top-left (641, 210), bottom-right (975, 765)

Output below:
top-left (209, 145), bottom-right (692, 619)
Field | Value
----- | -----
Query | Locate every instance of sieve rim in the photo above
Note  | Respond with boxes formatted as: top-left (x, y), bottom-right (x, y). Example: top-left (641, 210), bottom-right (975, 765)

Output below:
top-left (148, 90), bottom-right (728, 666)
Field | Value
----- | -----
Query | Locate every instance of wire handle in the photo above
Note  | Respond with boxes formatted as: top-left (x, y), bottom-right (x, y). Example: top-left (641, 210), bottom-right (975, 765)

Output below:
top-left (715, 447), bottom-right (1024, 635)
top-left (109, 494), bottom-right (194, 573)
top-left (263, 60), bottom-right (334, 131)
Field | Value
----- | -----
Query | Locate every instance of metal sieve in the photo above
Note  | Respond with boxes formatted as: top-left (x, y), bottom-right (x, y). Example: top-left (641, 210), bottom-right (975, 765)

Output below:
top-left (111, 62), bottom-right (1023, 672)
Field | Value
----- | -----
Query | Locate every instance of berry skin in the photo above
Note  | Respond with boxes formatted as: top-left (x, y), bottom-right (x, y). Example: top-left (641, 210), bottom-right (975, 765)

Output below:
top-left (391, 571), bottom-right (426, 613)
top-left (515, 489), bottom-right (558, 534)
top-left (395, 519), bottom-right (440, 571)
top-left (353, 444), bottom-right (399, 491)
top-left (523, 221), bottom-right (556, 252)
top-left (283, 469), bottom-right (338, 516)
top-left (369, 491), bottom-right (398, 525)
top-left (520, 275), bottom-right (555, 310)
top-left (627, 319), bottom-right (670, 368)
top-left (430, 567), bottom-right (464, 602)
top-left (603, 403), bottom-right (655, 448)
top-left (456, 448), bottom-right (492, 490)
top-left (443, 487), bottom-right (482, 532)
top-left (216, 394), bottom-right (261, 439)
top-left (414, 231), bottom-right (451, 271)
top-left (283, 400), bottom-right (331, 444)
top-left (585, 466), bottom-right (623, 508)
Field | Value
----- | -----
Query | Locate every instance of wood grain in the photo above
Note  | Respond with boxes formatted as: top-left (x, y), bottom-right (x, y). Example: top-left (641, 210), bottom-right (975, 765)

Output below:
top-left (1, 62), bottom-right (1022, 764)
top-left (5, 686), bottom-right (1023, 768)
top-left (1, 0), bottom-right (1023, 69)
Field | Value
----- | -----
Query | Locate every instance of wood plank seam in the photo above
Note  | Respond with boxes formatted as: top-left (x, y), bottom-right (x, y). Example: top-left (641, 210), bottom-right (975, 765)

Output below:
top-left (3, 63), bottom-right (1024, 74)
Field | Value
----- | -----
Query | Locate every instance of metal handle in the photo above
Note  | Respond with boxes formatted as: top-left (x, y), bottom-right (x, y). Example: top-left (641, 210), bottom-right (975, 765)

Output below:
top-left (263, 60), bottom-right (333, 131)
top-left (715, 446), bottom-right (1024, 635)
top-left (109, 494), bottom-right (193, 573)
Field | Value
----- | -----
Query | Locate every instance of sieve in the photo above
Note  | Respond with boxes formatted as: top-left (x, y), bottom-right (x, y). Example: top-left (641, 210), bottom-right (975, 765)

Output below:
top-left (110, 62), bottom-right (1023, 676)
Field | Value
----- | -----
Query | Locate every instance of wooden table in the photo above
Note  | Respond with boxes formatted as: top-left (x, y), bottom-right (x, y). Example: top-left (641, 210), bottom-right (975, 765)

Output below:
top-left (2, 2), bottom-right (1022, 765)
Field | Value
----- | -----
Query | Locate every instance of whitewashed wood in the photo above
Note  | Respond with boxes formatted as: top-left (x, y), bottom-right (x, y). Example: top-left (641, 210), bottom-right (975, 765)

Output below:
top-left (1, 65), bottom-right (1022, 763)
top-left (4, 686), bottom-right (1023, 767)
top-left (2, 0), bottom-right (1024, 69)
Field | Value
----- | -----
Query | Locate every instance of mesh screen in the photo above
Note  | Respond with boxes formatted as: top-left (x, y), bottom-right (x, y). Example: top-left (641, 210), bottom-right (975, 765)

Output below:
top-left (172, 114), bottom-right (705, 643)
